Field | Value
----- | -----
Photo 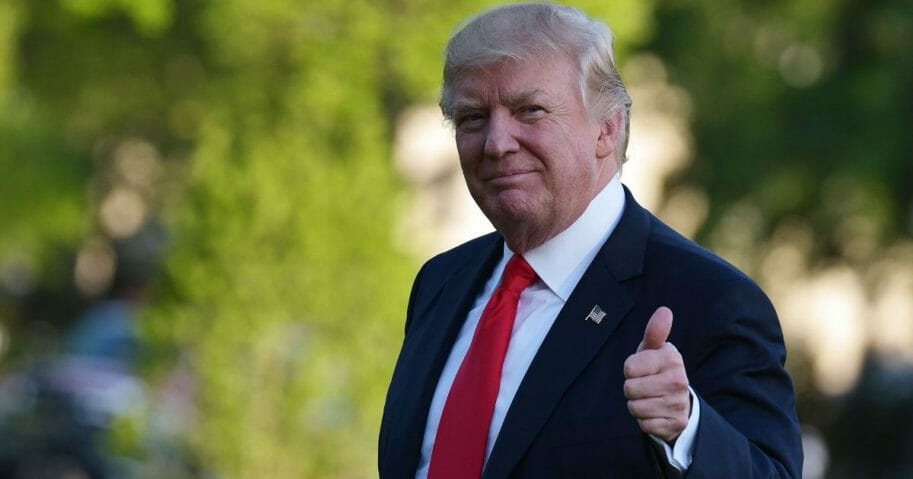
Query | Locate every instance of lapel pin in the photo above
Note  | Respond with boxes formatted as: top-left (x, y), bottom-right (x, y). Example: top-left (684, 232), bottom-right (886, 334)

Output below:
top-left (586, 305), bottom-right (606, 325)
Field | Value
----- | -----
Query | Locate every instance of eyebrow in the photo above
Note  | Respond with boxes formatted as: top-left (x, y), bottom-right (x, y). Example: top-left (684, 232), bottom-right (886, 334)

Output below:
top-left (451, 99), bottom-right (485, 115)
top-left (451, 89), bottom-right (552, 114)
top-left (501, 89), bottom-right (550, 107)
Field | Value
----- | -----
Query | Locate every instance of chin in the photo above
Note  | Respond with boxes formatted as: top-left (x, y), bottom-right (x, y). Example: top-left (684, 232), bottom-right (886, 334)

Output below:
top-left (485, 200), bottom-right (546, 232)
top-left (472, 184), bottom-right (547, 222)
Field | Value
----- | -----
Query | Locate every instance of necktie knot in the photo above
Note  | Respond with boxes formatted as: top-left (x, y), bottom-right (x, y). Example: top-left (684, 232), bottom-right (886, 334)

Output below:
top-left (501, 254), bottom-right (538, 294)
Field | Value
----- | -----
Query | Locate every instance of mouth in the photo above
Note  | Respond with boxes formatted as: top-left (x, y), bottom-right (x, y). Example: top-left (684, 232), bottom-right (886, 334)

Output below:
top-left (484, 170), bottom-right (537, 184)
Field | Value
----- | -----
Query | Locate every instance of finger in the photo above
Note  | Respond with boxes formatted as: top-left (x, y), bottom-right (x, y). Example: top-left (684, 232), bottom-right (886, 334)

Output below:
top-left (639, 306), bottom-right (673, 352)
top-left (623, 343), bottom-right (681, 379)
top-left (635, 417), bottom-right (688, 443)
top-left (623, 368), bottom-right (689, 400)
top-left (626, 394), bottom-right (690, 421)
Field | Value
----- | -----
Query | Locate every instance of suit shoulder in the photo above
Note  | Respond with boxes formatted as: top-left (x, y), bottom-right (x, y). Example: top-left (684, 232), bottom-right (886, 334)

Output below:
top-left (403, 232), bottom-right (500, 333)
top-left (418, 232), bottom-right (501, 281)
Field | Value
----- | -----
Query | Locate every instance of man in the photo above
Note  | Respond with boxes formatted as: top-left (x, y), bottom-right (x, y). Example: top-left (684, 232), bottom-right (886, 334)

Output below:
top-left (379, 3), bottom-right (803, 478)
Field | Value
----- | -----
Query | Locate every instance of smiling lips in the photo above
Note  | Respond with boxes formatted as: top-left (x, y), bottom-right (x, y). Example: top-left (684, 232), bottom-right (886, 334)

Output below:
top-left (484, 170), bottom-right (538, 184)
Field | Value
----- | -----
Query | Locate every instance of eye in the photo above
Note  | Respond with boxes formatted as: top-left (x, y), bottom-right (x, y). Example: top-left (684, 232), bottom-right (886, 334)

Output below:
top-left (456, 112), bottom-right (486, 130)
top-left (517, 105), bottom-right (546, 120)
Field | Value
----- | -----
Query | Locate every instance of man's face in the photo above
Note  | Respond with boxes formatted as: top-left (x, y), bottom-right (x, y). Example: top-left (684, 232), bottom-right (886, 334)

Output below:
top-left (451, 54), bottom-right (620, 252)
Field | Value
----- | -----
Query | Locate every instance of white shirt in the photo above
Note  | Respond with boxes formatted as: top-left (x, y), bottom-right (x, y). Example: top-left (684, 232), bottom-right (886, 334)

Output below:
top-left (415, 175), bottom-right (698, 477)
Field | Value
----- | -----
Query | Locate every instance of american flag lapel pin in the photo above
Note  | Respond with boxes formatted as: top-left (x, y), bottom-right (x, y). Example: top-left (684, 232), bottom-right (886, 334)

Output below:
top-left (586, 305), bottom-right (606, 325)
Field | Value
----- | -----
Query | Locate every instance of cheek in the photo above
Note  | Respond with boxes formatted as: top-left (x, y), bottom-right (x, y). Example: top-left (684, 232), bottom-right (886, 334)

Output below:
top-left (456, 136), bottom-right (484, 172)
top-left (544, 148), bottom-right (596, 190)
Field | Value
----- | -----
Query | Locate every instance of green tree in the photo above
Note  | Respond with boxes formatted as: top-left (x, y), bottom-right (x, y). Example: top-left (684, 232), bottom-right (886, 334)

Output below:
top-left (1, 1), bottom-right (654, 476)
top-left (142, 2), bottom-right (654, 476)
top-left (650, 0), bottom-right (913, 266)
top-left (6, 0), bottom-right (909, 477)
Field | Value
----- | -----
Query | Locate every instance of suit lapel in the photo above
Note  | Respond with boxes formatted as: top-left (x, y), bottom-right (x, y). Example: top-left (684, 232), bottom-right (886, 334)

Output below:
top-left (385, 235), bottom-right (503, 476)
top-left (483, 189), bottom-right (651, 479)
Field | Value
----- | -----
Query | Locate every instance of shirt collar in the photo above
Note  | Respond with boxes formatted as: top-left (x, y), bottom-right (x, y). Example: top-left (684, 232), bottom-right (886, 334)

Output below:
top-left (505, 174), bottom-right (626, 301)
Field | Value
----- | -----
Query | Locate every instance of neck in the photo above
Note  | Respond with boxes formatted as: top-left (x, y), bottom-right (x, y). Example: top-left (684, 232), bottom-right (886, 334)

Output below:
top-left (499, 175), bottom-right (617, 254)
top-left (499, 215), bottom-right (575, 255)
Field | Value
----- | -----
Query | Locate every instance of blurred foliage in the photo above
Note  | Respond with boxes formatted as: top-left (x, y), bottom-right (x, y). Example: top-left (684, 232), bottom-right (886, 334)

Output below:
top-left (650, 0), bottom-right (913, 267)
top-left (1, 0), bottom-right (654, 476)
top-left (0, 0), bottom-right (911, 477)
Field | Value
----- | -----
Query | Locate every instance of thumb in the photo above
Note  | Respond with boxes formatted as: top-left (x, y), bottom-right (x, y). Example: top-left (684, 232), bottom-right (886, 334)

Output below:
top-left (638, 306), bottom-right (673, 352)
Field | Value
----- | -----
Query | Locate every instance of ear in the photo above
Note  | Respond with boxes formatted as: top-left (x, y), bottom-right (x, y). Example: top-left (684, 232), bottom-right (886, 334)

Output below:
top-left (595, 110), bottom-right (624, 161)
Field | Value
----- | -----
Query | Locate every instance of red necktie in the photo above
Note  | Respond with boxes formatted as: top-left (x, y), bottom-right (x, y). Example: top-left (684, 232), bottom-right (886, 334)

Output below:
top-left (429, 254), bottom-right (539, 479)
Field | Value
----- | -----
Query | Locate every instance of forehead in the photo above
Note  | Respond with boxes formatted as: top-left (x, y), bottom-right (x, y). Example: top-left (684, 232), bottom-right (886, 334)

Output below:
top-left (451, 54), bottom-right (582, 104)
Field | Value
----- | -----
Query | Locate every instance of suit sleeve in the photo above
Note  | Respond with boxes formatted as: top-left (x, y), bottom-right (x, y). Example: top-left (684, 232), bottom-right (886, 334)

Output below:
top-left (379, 261), bottom-right (429, 475)
top-left (402, 261), bottom-right (430, 336)
top-left (680, 280), bottom-right (803, 478)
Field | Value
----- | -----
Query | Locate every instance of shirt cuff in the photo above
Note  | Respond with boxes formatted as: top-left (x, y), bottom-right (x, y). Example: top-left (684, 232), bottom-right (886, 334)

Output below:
top-left (649, 387), bottom-right (700, 471)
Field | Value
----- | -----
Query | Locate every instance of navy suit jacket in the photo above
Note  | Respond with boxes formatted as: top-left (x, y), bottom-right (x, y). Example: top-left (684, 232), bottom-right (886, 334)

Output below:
top-left (379, 188), bottom-right (803, 478)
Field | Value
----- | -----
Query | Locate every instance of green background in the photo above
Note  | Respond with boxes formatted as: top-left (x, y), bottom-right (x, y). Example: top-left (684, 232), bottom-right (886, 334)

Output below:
top-left (1, 0), bottom-right (911, 477)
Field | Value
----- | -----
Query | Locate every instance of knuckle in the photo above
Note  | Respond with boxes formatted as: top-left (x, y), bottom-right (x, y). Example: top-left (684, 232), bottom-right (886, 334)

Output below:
top-left (637, 417), bottom-right (650, 430)
top-left (623, 380), bottom-right (635, 398)
top-left (670, 371), bottom-right (689, 390)
top-left (660, 348), bottom-right (682, 364)
top-left (623, 358), bottom-right (637, 378)
top-left (672, 397), bottom-right (689, 414)
top-left (651, 419), bottom-right (666, 436)
top-left (677, 417), bottom-right (689, 430)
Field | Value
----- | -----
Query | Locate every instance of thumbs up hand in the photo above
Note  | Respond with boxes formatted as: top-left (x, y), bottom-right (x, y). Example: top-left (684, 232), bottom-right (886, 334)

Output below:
top-left (623, 306), bottom-right (691, 443)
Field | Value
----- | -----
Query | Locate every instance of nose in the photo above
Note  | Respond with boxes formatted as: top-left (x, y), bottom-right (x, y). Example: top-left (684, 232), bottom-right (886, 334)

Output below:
top-left (483, 110), bottom-right (520, 159)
